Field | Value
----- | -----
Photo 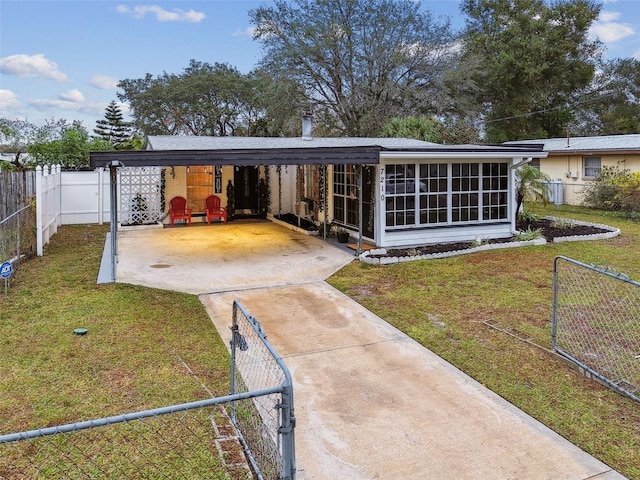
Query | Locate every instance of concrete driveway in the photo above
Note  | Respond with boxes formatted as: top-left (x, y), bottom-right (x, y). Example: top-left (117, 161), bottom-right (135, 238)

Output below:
top-left (115, 220), bottom-right (626, 479)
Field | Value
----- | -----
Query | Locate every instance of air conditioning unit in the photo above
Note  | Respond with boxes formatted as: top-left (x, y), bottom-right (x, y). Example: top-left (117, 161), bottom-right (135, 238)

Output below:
top-left (296, 201), bottom-right (310, 217)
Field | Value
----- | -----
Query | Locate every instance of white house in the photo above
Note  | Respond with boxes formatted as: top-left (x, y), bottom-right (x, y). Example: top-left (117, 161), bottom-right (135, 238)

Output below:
top-left (90, 132), bottom-right (547, 250)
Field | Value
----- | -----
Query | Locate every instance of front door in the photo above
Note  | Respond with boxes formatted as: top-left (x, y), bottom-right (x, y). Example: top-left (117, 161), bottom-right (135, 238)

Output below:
top-left (234, 166), bottom-right (259, 212)
top-left (333, 165), bottom-right (375, 240)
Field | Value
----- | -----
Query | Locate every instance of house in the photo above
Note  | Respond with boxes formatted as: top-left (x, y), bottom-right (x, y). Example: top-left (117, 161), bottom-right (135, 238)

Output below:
top-left (506, 134), bottom-right (640, 205)
top-left (90, 132), bottom-right (547, 250)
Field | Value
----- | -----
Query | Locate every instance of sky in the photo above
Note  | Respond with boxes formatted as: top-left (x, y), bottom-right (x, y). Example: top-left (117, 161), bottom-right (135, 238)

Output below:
top-left (1, 0), bottom-right (639, 132)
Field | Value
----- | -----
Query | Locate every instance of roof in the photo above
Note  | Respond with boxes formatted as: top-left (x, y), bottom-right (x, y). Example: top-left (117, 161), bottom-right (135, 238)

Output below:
top-left (505, 134), bottom-right (640, 154)
top-left (146, 135), bottom-right (437, 150)
top-left (89, 135), bottom-right (546, 168)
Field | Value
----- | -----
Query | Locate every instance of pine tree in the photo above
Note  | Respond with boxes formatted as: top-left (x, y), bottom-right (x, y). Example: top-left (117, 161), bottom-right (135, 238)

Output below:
top-left (93, 100), bottom-right (132, 148)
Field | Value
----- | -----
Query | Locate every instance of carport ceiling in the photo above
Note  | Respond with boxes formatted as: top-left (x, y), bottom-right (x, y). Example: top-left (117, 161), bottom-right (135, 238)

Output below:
top-left (89, 146), bottom-right (382, 168)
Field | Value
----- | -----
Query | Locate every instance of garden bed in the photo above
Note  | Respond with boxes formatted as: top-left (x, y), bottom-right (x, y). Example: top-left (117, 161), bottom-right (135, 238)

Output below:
top-left (361, 217), bottom-right (619, 264)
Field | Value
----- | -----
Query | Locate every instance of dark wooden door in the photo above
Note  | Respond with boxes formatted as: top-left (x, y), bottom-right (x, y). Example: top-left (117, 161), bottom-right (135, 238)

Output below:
top-left (234, 166), bottom-right (259, 211)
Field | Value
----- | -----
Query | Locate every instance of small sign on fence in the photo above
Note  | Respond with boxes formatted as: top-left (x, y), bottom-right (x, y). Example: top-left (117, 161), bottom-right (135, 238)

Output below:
top-left (1, 261), bottom-right (13, 294)
top-left (0, 261), bottom-right (12, 279)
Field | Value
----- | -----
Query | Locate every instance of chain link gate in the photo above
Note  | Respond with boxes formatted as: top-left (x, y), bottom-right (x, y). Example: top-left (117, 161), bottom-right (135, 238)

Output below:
top-left (552, 255), bottom-right (640, 402)
top-left (231, 300), bottom-right (296, 480)
top-left (0, 301), bottom-right (296, 479)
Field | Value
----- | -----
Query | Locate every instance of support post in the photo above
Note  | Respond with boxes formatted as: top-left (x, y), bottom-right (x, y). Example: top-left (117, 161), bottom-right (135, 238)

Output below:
top-left (357, 165), bottom-right (363, 256)
top-left (109, 161), bottom-right (120, 283)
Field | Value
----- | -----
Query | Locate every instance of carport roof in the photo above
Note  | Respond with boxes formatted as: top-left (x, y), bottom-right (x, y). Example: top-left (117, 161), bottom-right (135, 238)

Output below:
top-left (89, 135), bottom-right (546, 168)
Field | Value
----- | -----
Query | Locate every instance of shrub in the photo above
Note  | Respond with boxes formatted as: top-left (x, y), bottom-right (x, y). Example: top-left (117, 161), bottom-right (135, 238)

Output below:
top-left (582, 166), bottom-right (632, 211)
top-left (615, 171), bottom-right (640, 213)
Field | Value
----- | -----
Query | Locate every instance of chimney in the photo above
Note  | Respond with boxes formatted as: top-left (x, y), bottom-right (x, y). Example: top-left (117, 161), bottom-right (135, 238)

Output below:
top-left (301, 112), bottom-right (313, 141)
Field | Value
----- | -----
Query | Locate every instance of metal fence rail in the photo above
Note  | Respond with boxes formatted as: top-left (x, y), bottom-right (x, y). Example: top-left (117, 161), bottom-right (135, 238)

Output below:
top-left (231, 300), bottom-right (296, 480)
top-left (0, 392), bottom-right (276, 479)
top-left (552, 255), bottom-right (640, 402)
top-left (1, 300), bottom-right (296, 479)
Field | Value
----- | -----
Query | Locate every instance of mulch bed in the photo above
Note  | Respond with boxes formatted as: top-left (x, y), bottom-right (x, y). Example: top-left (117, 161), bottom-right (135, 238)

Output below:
top-left (272, 213), bottom-right (611, 257)
top-left (380, 218), bottom-right (610, 257)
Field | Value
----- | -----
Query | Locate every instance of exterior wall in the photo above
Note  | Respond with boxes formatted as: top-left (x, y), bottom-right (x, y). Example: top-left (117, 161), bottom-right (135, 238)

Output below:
top-left (164, 166), bottom-right (188, 212)
top-left (269, 165), bottom-right (297, 216)
top-left (540, 153), bottom-right (640, 205)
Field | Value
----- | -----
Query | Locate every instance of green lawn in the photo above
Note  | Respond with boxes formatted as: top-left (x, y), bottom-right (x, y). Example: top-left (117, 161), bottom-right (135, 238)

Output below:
top-left (0, 224), bottom-right (231, 478)
top-left (1, 206), bottom-right (639, 479)
top-left (328, 205), bottom-right (640, 480)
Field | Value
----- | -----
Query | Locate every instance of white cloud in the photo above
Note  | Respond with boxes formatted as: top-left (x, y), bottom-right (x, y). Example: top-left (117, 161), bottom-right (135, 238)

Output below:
top-left (634, 48), bottom-right (640, 61)
top-left (29, 98), bottom-right (107, 116)
top-left (59, 89), bottom-right (85, 103)
top-left (599, 11), bottom-right (621, 22)
top-left (0, 89), bottom-right (21, 110)
top-left (90, 74), bottom-right (119, 90)
top-left (589, 10), bottom-right (635, 43)
top-left (116, 5), bottom-right (205, 23)
top-left (0, 54), bottom-right (68, 82)
top-left (232, 27), bottom-right (256, 38)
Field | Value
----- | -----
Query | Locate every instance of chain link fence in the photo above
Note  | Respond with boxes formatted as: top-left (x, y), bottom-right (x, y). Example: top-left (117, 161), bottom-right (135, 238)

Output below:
top-left (0, 403), bottom-right (237, 479)
top-left (552, 255), bottom-right (640, 402)
top-left (0, 301), bottom-right (296, 479)
top-left (0, 205), bottom-right (37, 286)
top-left (231, 300), bottom-right (296, 480)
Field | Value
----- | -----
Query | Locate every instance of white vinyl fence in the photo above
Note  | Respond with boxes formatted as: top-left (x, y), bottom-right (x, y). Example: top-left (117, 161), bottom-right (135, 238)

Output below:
top-left (33, 166), bottom-right (112, 256)
top-left (35, 165), bottom-right (61, 256)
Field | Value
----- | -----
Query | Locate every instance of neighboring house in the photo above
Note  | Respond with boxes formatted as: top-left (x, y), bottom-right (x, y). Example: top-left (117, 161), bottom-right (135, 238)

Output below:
top-left (90, 131), bottom-right (546, 249)
top-left (506, 134), bottom-right (640, 205)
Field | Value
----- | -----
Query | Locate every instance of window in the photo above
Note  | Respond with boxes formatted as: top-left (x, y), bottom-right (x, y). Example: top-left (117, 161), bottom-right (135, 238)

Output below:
top-left (583, 157), bottom-right (601, 178)
top-left (384, 162), bottom-right (509, 229)
top-left (419, 163), bottom-right (448, 224)
top-left (333, 165), bottom-right (357, 225)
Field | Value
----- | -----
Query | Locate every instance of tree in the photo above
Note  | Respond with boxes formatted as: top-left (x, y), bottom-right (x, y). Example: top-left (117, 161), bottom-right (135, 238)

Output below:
top-left (461, 0), bottom-right (602, 142)
top-left (570, 58), bottom-right (640, 136)
top-left (515, 164), bottom-right (550, 216)
top-left (28, 120), bottom-right (113, 169)
top-left (118, 60), bottom-right (257, 136)
top-left (380, 115), bottom-right (481, 144)
top-left (0, 118), bottom-right (38, 170)
top-left (381, 116), bottom-right (442, 143)
top-left (93, 100), bottom-right (133, 148)
top-left (250, 0), bottom-right (456, 136)
top-left (243, 68), bottom-right (309, 137)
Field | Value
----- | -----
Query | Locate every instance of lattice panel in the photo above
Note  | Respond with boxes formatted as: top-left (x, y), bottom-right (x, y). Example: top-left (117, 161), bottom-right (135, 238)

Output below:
top-left (120, 167), bottom-right (162, 225)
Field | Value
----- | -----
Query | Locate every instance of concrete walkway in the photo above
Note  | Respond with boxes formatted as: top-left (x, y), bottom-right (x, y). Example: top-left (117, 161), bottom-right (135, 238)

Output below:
top-left (114, 220), bottom-right (626, 480)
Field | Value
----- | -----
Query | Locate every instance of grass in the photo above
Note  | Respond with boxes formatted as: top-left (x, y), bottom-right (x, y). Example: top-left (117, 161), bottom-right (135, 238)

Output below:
top-left (1, 206), bottom-right (639, 478)
top-left (0, 224), bottom-right (231, 478)
top-left (328, 205), bottom-right (640, 480)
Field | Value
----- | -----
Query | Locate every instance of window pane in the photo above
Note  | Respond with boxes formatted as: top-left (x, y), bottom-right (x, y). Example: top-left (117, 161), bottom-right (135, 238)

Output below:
top-left (583, 157), bottom-right (601, 178)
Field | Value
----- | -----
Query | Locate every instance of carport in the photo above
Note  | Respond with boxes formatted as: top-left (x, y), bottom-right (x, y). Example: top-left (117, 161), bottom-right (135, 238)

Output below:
top-left (90, 144), bottom-right (381, 283)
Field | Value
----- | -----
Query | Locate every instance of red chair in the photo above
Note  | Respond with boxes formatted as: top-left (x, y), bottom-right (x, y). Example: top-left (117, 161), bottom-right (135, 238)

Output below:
top-left (205, 195), bottom-right (227, 224)
top-left (169, 196), bottom-right (192, 226)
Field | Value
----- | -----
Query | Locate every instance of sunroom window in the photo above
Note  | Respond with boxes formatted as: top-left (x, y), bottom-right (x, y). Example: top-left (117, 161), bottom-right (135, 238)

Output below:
top-left (384, 162), bottom-right (509, 229)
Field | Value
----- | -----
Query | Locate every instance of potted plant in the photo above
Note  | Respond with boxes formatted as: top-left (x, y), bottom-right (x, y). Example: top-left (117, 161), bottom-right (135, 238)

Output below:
top-left (335, 226), bottom-right (350, 243)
